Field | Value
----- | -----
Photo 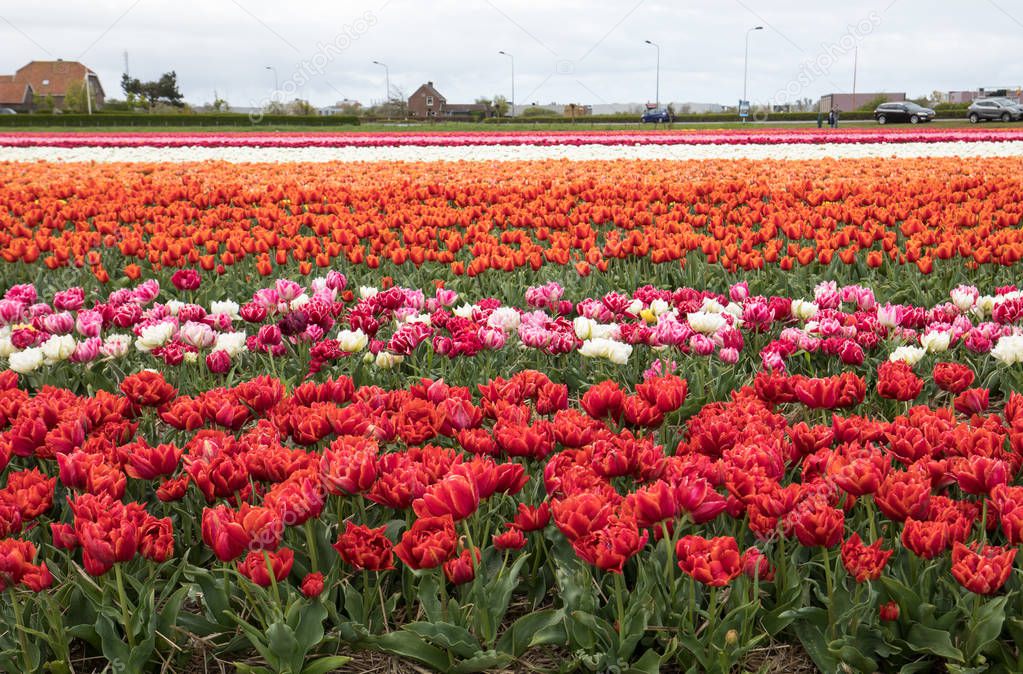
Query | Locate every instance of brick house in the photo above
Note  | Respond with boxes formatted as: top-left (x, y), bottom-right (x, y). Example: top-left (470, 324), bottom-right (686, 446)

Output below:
top-left (407, 82), bottom-right (491, 120)
top-left (0, 78), bottom-right (34, 112)
top-left (0, 60), bottom-right (104, 111)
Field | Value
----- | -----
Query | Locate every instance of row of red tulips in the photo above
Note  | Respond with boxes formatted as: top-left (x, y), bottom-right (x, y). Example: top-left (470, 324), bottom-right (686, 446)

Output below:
top-left (1, 352), bottom-right (1023, 671)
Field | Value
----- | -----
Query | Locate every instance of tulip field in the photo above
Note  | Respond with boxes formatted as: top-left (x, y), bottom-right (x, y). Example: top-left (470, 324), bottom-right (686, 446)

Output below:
top-left (4, 130), bottom-right (1023, 673)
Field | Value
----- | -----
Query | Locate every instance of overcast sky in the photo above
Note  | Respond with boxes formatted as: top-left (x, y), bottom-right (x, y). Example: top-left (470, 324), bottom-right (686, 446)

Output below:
top-left (2, 0), bottom-right (1021, 109)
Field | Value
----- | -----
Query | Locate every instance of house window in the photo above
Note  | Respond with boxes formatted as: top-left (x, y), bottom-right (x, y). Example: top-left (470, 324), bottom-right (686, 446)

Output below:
top-left (42, 79), bottom-right (49, 85)
top-left (426, 96), bottom-right (433, 106)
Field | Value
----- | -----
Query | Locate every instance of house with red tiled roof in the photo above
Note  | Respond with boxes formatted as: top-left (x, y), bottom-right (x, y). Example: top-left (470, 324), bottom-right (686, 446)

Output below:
top-left (0, 77), bottom-right (33, 112)
top-left (408, 82), bottom-right (490, 120)
top-left (0, 60), bottom-right (104, 111)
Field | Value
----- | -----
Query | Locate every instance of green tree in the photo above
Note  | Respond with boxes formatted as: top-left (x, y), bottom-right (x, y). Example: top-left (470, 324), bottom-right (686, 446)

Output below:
top-left (288, 99), bottom-right (316, 116)
top-left (62, 80), bottom-right (88, 112)
top-left (32, 93), bottom-right (54, 113)
top-left (492, 95), bottom-right (509, 117)
top-left (121, 71), bottom-right (184, 110)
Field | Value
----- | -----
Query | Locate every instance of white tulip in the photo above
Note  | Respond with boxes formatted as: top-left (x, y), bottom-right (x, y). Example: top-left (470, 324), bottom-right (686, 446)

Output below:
top-left (992, 335), bottom-right (1023, 365)
top-left (8, 347), bottom-right (43, 373)
top-left (573, 316), bottom-right (595, 340)
top-left (136, 321), bottom-right (175, 352)
top-left (687, 311), bottom-right (727, 334)
top-left (337, 329), bottom-right (369, 353)
top-left (374, 351), bottom-right (404, 369)
top-left (214, 331), bottom-right (248, 357)
top-left (889, 345), bottom-right (926, 365)
top-left (359, 286), bottom-right (379, 300)
top-left (210, 300), bottom-right (240, 320)
top-left (920, 330), bottom-right (951, 353)
top-left (453, 304), bottom-right (476, 319)
top-left (790, 299), bottom-right (819, 321)
top-left (41, 334), bottom-right (75, 364)
top-left (649, 299), bottom-right (670, 316)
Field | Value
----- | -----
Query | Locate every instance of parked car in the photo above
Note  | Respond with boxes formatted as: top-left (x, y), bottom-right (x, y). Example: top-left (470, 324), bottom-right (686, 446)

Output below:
top-left (641, 108), bottom-right (672, 123)
top-left (874, 102), bottom-right (936, 124)
top-left (968, 98), bottom-right (1023, 123)
top-left (0, 108), bottom-right (17, 115)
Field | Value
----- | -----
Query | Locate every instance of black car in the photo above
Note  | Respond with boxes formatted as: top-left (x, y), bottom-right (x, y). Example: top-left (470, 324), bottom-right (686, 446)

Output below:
top-left (873, 102), bottom-right (936, 124)
top-left (641, 108), bottom-right (672, 123)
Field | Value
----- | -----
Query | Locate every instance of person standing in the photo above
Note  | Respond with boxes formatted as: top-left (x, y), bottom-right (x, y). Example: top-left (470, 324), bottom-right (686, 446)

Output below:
top-left (828, 108), bottom-right (836, 128)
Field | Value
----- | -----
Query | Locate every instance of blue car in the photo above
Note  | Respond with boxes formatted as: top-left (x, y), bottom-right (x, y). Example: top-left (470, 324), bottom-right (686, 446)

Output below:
top-left (641, 108), bottom-right (672, 123)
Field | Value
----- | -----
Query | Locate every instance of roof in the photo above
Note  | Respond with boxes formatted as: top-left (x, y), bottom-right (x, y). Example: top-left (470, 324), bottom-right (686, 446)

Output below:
top-left (411, 82), bottom-right (445, 102)
top-left (12, 60), bottom-right (104, 97)
top-left (444, 103), bottom-right (489, 113)
top-left (0, 81), bottom-right (32, 105)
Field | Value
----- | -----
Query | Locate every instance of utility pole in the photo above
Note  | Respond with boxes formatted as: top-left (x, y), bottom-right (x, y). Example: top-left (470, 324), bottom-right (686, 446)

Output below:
top-left (852, 46), bottom-right (858, 109)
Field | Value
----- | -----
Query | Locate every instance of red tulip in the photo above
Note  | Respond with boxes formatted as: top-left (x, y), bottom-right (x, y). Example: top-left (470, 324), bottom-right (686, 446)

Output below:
top-left (741, 547), bottom-right (775, 582)
top-left (333, 522), bottom-right (395, 571)
top-left (901, 518), bottom-right (950, 559)
top-left (301, 571), bottom-right (325, 598)
top-left (412, 474), bottom-right (479, 521)
top-left (676, 535), bottom-right (742, 587)
top-left (933, 362), bottom-right (974, 394)
top-left (120, 371), bottom-right (177, 408)
top-left (512, 502), bottom-right (550, 532)
top-left (879, 600), bottom-right (900, 621)
top-left (238, 547), bottom-right (294, 587)
top-left (443, 547), bottom-right (481, 585)
top-left (875, 468), bottom-right (931, 522)
top-left (201, 505), bottom-right (250, 562)
top-left (840, 533), bottom-right (893, 582)
top-left (951, 542), bottom-right (1016, 595)
top-left (493, 528), bottom-right (527, 550)
top-left (572, 517), bottom-right (648, 574)
top-left (790, 498), bottom-right (845, 548)
top-left (394, 515), bottom-right (457, 570)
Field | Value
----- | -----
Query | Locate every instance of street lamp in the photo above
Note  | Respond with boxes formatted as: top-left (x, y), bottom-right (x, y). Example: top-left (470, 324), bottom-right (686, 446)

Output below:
top-left (498, 51), bottom-right (514, 117)
top-left (265, 65), bottom-right (279, 92)
top-left (742, 26), bottom-right (763, 121)
top-left (644, 40), bottom-right (660, 110)
top-left (372, 60), bottom-right (390, 108)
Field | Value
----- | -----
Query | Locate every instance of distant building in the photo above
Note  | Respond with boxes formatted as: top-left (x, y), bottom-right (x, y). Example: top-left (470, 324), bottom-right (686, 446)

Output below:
top-left (818, 92), bottom-right (905, 112)
top-left (319, 98), bottom-right (362, 116)
top-left (407, 82), bottom-right (491, 119)
top-left (0, 78), bottom-right (34, 112)
top-left (0, 60), bottom-right (104, 111)
top-left (564, 103), bottom-right (592, 117)
top-left (948, 88), bottom-right (1022, 104)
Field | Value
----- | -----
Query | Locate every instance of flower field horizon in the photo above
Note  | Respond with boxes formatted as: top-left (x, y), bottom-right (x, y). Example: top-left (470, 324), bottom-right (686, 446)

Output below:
top-left (1, 131), bottom-right (1023, 672)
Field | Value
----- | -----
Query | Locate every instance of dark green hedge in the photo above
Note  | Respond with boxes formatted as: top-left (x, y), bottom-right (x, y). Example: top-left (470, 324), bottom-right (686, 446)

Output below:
top-left (0, 113), bottom-right (360, 127)
top-left (481, 110), bottom-right (880, 124)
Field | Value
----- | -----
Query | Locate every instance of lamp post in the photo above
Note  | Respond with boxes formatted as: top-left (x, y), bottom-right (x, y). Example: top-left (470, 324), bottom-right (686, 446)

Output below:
top-left (372, 60), bottom-right (390, 109)
top-left (644, 40), bottom-right (660, 110)
top-left (84, 71), bottom-right (92, 115)
top-left (265, 64), bottom-right (278, 99)
top-left (742, 26), bottom-right (763, 121)
top-left (498, 51), bottom-right (514, 117)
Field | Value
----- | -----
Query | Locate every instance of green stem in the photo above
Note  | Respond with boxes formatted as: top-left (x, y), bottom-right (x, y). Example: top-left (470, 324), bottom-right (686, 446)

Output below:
top-left (263, 551), bottom-right (283, 611)
top-left (114, 563), bottom-right (136, 649)
top-left (438, 567), bottom-right (449, 621)
top-left (821, 546), bottom-right (834, 640)
top-left (661, 521), bottom-right (676, 608)
top-left (11, 590), bottom-right (33, 672)
top-left (688, 577), bottom-right (697, 635)
top-left (376, 571), bottom-right (390, 633)
top-left (614, 572), bottom-right (626, 643)
top-left (304, 519), bottom-right (319, 573)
